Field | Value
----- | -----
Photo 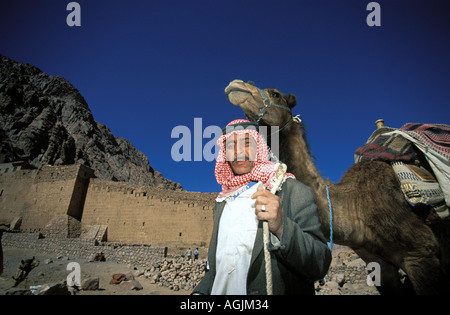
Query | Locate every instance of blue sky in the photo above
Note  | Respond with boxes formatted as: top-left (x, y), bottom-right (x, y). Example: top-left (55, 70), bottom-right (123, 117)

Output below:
top-left (1, 0), bottom-right (449, 192)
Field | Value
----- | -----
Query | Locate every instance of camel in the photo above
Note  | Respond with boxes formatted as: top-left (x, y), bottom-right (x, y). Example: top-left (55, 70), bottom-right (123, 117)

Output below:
top-left (224, 79), bottom-right (448, 295)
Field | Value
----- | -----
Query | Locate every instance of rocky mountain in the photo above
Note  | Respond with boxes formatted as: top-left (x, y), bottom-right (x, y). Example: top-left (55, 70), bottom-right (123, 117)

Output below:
top-left (0, 54), bottom-right (182, 190)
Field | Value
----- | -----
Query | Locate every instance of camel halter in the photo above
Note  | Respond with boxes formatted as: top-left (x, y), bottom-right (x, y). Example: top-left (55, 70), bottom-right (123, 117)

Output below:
top-left (255, 87), bottom-right (301, 135)
top-left (256, 87), bottom-right (293, 125)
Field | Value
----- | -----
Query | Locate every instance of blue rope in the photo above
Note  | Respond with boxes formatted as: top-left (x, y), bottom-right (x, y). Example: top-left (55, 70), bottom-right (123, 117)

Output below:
top-left (319, 184), bottom-right (334, 286)
top-left (325, 184), bottom-right (333, 251)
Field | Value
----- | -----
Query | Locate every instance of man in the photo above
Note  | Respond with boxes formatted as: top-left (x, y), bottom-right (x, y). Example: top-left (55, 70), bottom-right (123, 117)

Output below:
top-left (193, 119), bottom-right (331, 295)
top-left (186, 248), bottom-right (192, 260)
top-left (194, 248), bottom-right (199, 260)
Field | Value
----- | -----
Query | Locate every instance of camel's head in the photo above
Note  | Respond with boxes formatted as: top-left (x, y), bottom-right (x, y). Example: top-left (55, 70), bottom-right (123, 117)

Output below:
top-left (224, 79), bottom-right (297, 127)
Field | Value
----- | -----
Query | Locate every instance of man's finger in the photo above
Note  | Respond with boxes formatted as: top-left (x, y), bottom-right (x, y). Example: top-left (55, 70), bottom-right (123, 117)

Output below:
top-left (252, 184), bottom-right (267, 199)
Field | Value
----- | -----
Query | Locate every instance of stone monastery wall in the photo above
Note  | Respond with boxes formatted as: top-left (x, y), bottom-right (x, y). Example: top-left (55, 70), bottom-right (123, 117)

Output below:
top-left (0, 163), bottom-right (216, 249)
top-left (82, 179), bottom-right (215, 246)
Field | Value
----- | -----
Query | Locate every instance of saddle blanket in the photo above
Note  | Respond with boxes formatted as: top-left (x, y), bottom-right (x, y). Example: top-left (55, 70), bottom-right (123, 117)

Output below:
top-left (355, 123), bottom-right (450, 222)
top-left (391, 161), bottom-right (448, 221)
top-left (354, 123), bottom-right (450, 163)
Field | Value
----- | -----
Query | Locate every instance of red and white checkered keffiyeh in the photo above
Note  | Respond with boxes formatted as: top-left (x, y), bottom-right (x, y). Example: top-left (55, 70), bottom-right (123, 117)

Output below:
top-left (215, 119), bottom-right (295, 200)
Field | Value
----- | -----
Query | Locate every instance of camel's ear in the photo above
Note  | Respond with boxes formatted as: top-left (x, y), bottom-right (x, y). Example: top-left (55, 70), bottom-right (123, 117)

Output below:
top-left (287, 94), bottom-right (297, 109)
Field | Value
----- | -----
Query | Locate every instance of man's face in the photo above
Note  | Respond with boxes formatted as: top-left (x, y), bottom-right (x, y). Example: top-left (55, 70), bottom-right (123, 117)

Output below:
top-left (225, 133), bottom-right (257, 175)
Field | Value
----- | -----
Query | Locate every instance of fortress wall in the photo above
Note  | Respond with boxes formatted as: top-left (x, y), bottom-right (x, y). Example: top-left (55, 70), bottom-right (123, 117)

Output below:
top-left (81, 179), bottom-right (216, 247)
top-left (0, 163), bottom-right (217, 249)
top-left (0, 167), bottom-right (34, 224)
top-left (0, 164), bottom-right (81, 231)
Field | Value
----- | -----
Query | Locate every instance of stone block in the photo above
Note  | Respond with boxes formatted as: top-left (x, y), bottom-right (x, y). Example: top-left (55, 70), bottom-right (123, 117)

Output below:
top-left (81, 277), bottom-right (99, 290)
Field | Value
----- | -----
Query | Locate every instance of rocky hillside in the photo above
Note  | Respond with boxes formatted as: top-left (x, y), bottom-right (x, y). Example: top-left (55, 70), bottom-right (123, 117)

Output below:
top-left (0, 55), bottom-right (182, 190)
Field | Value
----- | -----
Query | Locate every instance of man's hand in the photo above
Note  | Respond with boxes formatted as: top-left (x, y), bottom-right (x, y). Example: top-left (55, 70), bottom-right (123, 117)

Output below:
top-left (252, 185), bottom-right (283, 239)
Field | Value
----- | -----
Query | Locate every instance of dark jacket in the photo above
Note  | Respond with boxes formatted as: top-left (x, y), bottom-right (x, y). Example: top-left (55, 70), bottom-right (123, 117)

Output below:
top-left (194, 178), bottom-right (331, 295)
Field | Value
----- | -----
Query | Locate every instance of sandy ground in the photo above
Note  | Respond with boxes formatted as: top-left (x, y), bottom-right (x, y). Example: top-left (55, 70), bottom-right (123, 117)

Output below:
top-left (1, 244), bottom-right (379, 295)
top-left (0, 246), bottom-right (189, 295)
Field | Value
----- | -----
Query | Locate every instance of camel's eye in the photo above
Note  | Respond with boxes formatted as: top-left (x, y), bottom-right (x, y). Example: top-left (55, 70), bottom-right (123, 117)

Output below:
top-left (270, 91), bottom-right (280, 98)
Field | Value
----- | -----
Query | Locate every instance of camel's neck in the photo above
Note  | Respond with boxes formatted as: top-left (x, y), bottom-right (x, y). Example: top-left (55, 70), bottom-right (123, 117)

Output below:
top-left (277, 122), bottom-right (330, 231)
top-left (278, 122), bottom-right (326, 189)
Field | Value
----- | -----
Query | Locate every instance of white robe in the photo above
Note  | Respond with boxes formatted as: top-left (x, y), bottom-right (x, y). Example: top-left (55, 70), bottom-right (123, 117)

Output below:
top-left (210, 182), bottom-right (260, 295)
